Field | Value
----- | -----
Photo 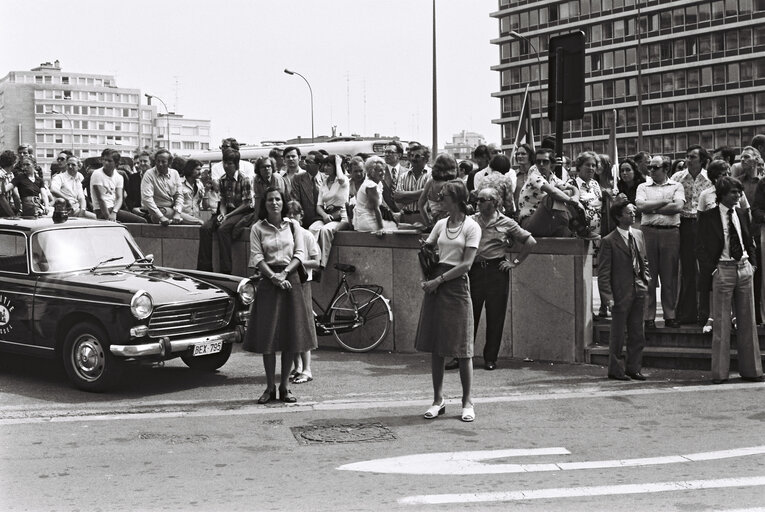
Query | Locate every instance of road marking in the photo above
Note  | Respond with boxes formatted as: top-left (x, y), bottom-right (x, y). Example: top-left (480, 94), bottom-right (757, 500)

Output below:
top-left (338, 446), bottom-right (765, 475)
top-left (399, 476), bottom-right (765, 505)
top-left (0, 381), bottom-right (761, 425)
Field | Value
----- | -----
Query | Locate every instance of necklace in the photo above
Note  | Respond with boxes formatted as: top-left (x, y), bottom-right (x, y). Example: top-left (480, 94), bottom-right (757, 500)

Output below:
top-left (445, 215), bottom-right (465, 240)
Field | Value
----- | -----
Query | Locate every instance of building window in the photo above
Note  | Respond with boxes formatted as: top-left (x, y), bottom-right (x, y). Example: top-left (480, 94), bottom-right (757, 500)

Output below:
top-left (171, 142), bottom-right (181, 149)
top-left (183, 141), bottom-right (196, 150)
top-left (35, 75), bottom-right (43, 84)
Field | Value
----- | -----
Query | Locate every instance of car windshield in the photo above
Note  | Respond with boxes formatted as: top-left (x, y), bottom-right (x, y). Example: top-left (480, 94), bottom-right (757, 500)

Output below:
top-left (31, 226), bottom-right (143, 273)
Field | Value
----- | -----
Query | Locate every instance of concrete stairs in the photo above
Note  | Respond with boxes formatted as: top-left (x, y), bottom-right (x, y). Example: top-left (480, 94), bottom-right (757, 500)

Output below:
top-left (587, 320), bottom-right (765, 371)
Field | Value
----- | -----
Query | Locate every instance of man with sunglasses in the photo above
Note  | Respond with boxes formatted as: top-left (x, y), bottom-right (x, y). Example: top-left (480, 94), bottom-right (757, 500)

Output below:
top-left (517, 148), bottom-right (588, 238)
top-left (50, 156), bottom-right (96, 219)
top-left (636, 155), bottom-right (685, 329)
top-left (50, 151), bottom-right (72, 177)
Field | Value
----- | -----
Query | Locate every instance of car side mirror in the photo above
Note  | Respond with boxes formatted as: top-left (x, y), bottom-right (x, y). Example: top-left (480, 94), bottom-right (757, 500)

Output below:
top-left (145, 254), bottom-right (154, 264)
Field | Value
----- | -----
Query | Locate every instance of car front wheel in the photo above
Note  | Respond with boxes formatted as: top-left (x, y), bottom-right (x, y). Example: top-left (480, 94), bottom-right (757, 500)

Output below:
top-left (181, 342), bottom-right (233, 371)
top-left (63, 322), bottom-right (123, 392)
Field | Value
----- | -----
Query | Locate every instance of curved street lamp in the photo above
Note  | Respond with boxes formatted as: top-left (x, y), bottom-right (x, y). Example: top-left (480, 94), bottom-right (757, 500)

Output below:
top-left (509, 30), bottom-right (544, 140)
top-left (284, 68), bottom-right (315, 143)
top-left (48, 108), bottom-right (74, 152)
top-left (145, 93), bottom-right (171, 150)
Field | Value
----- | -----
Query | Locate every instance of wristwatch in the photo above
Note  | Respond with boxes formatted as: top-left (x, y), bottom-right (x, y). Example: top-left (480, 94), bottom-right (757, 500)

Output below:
top-left (513, 258), bottom-right (521, 265)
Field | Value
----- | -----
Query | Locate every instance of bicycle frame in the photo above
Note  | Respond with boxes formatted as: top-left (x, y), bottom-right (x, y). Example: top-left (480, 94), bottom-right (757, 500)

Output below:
top-left (312, 272), bottom-right (375, 336)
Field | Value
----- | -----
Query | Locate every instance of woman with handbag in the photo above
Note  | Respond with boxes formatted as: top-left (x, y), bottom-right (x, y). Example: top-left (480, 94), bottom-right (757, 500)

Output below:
top-left (243, 187), bottom-right (318, 404)
top-left (309, 154), bottom-right (351, 273)
top-left (415, 178), bottom-right (481, 422)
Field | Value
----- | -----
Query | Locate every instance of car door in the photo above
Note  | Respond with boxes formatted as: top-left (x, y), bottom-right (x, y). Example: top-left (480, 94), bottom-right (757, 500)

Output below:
top-left (0, 231), bottom-right (43, 355)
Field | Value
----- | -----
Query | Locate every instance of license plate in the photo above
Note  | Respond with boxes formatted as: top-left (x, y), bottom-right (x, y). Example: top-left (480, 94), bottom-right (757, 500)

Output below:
top-left (193, 341), bottom-right (222, 356)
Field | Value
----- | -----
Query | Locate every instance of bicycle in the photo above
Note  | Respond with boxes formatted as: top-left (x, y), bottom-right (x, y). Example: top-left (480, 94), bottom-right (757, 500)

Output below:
top-left (312, 263), bottom-right (393, 352)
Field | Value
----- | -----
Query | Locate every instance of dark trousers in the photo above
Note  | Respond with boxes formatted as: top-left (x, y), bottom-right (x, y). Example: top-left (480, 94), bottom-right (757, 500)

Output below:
top-left (521, 194), bottom-right (587, 237)
top-left (609, 288), bottom-right (646, 377)
top-left (469, 261), bottom-right (510, 363)
top-left (676, 217), bottom-right (700, 323)
top-left (0, 196), bottom-right (15, 217)
top-left (94, 209), bottom-right (148, 223)
top-left (197, 212), bottom-right (248, 274)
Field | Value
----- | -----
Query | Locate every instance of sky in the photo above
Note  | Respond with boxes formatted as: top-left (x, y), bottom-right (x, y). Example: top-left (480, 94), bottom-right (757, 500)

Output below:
top-left (3, 0), bottom-right (501, 148)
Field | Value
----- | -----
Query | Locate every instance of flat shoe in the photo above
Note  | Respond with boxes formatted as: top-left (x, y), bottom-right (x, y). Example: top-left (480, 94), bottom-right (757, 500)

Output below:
top-left (257, 389), bottom-right (276, 404)
top-left (279, 388), bottom-right (297, 403)
top-left (293, 372), bottom-right (313, 384)
top-left (424, 400), bottom-right (445, 419)
top-left (461, 406), bottom-right (475, 422)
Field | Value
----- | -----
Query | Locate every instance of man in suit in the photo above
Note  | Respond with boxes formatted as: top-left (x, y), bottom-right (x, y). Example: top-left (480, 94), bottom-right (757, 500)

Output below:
top-left (598, 201), bottom-right (651, 381)
top-left (696, 176), bottom-right (764, 384)
top-left (290, 151), bottom-right (323, 228)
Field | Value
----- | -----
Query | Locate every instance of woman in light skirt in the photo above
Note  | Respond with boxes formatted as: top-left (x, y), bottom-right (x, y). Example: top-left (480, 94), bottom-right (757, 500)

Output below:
top-left (415, 173), bottom-right (481, 422)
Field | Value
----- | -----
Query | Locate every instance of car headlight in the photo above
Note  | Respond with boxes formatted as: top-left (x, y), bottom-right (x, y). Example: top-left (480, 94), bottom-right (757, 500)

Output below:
top-left (237, 279), bottom-right (255, 306)
top-left (130, 290), bottom-right (153, 320)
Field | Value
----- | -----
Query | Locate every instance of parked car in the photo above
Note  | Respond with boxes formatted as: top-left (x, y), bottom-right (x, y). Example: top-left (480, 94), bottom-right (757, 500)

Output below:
top-left (0, 216), bottom-right (254, 391)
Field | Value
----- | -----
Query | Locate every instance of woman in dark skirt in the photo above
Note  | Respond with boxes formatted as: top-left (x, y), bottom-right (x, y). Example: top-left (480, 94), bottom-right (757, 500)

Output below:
top-left (416, 176), bottom-right (481, 422)
top-left (243, 187), bottom-right (318, 404)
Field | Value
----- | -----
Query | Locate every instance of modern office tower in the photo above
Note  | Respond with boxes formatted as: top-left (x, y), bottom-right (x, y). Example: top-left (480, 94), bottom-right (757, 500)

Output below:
top-left (491, 0), bottom-right (765, 159)
top-left (0, 61), bottom-right (211, 167)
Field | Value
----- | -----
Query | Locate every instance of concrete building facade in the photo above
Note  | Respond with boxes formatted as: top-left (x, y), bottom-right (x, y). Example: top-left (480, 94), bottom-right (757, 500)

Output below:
top-left (0, 61), bottom-right (211, 167)
top-left (491, 0), bottom-right (765, 159)
top-left (444, 130), bottom-right (486, 160)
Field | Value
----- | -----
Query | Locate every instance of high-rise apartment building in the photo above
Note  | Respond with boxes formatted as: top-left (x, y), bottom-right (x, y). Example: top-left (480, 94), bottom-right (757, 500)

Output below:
top-left (491, 0), bottom-right (765, 159)
top-left (0, 61), bottom-right (211, 167)
top-left (444, 130), bottom-right (486, 160)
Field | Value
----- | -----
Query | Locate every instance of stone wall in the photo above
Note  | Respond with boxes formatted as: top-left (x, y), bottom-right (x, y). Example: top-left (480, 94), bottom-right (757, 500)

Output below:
top-left (126, 225), bottom-right (592, 363)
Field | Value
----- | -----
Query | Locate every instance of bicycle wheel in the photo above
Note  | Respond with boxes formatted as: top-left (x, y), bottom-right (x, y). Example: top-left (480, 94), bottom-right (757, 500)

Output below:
top-left (329, 287), bottom-right (392, 352)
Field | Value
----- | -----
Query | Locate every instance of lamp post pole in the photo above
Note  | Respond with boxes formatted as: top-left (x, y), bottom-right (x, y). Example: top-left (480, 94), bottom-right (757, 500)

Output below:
top-left (49, 109), bottom-right (74, 152)
top-left (284, 69), bottom-right (315, 143)
top-left (145, 93), bottom-right (171, 150)
top-left (509, 31), bottom-right (544, 141)
top-left (432, 0), bottom-right (438, 158)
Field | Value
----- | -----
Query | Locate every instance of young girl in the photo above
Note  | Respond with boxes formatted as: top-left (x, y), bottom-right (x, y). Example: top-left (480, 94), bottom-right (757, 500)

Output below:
top-left (418, 154), bottom-right (458, 228)
top-left (286, 200), bottom-right (321, 384)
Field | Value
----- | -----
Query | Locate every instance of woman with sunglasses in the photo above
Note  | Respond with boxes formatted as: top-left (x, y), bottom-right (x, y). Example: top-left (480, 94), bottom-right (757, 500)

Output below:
top-left (445, 186), bottom-right (536, 372)
top-left (416, 177), bottom-right (481, 422)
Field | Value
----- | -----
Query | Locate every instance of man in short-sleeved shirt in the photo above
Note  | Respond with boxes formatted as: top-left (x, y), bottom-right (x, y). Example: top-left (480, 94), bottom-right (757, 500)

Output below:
top-left (89, 149), bottom-right (146, 223)
top-left (50, 156), bottom-right (95, 218)
top-left (141, 149), bottom-right (201, 225)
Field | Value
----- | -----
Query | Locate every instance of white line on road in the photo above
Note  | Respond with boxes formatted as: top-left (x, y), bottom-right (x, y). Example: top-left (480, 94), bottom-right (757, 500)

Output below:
top-left (398, 476), bottom-right (765, 505)
top-left (0, 381), bottom-right (762, 425)
top-left (338, 446), bottom-right (765, 475)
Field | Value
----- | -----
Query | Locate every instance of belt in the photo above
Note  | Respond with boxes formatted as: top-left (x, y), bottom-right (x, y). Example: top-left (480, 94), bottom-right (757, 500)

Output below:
top-left (472, 257), bottom-right (504, 268)
top-left (402, 209), bottom-right (420, 214)
top-left (643, 224), bottom-right (679, 230)
top-left (718, 259), bottom-right (748, 267)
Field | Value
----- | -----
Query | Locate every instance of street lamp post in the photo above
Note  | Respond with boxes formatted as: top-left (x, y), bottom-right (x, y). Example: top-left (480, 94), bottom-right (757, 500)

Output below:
top-left (145, 93), bottom-right (171, 150)
top-left (49, 109), bottom-right (74, 152)
top-left (509, 31), bottom-right (544, 141)
top-left (284, 69), bottom-right (315, 143)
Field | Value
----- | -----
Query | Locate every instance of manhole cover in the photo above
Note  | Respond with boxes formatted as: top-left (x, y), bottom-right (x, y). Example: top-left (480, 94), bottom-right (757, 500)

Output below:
top-left (291, 423), bottom-right (396, 445)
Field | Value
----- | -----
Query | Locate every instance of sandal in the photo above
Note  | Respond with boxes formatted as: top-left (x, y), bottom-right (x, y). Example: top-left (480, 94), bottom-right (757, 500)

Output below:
top-left (257, 389), bottom-right (276, 405)
top-left (288, 369), bottom-right (300, 382)
top-left (423, 400), bottom-right (445, 419)
top-left (461, 405), bottom-right (475, 422)
top-left (279, 388), bottom-right (297, 403)
top-left (293, 372), bottom-right (313, 384)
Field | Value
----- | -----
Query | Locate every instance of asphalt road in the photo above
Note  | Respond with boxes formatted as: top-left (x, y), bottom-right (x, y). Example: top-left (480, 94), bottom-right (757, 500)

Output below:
top-left (1, 346), bottom-right (764, 511)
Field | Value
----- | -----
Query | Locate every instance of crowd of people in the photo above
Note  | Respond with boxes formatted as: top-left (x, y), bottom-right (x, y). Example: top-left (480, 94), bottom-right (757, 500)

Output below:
top-left (3, 133), bottom-right (764, 414)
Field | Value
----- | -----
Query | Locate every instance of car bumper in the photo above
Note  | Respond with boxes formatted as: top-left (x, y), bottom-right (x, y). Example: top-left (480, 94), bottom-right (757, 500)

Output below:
top-left (109, 328), bottom-right (242, 357)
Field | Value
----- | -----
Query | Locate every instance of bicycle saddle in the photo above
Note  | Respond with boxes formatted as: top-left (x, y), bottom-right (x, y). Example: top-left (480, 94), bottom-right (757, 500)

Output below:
top-left (334, 263), bottom-right (356, 273)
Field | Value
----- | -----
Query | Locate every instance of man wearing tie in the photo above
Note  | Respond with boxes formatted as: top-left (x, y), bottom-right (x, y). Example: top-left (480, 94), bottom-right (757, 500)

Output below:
top-left (291, 151), bottom-right (324, 228)
top-left (598, 201), bottom-right (651, 381)
top-left (696, 176), bottom-right (764, 384)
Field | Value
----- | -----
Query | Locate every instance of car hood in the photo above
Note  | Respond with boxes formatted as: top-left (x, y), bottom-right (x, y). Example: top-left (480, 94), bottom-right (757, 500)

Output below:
top-left (40, 267), bottom-right (230, 305)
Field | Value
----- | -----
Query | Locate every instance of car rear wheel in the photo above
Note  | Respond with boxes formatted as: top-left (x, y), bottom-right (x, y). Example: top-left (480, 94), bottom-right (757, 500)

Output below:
top-left (181, 342), bottom-right (233, 371)
top-left (63, 322), bottom-right (123, 392)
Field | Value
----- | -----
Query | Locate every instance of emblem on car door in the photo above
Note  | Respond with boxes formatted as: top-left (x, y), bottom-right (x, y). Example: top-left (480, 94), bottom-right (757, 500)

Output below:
top-left (0, 295), bottom-right (15, 335)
